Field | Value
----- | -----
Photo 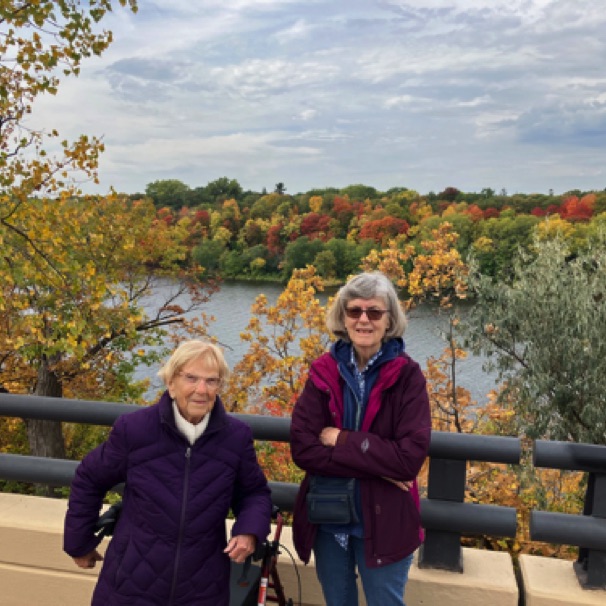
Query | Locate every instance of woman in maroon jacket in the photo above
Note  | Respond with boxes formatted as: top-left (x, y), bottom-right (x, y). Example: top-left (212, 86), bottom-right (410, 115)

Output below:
top-left (64, 340), bottom-right (271, 606)
top-left (290, 271), bottom-right (431, 606)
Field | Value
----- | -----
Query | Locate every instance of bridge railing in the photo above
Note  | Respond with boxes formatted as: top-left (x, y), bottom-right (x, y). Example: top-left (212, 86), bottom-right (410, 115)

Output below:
top-left (1, 392), bottom-right (605, 587)
top-left (531, 440), bottom-right (606, 589)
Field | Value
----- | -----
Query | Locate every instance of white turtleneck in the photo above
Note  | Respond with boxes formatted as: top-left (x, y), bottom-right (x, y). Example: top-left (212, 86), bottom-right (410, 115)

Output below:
top-left (172, 400), bottom-right (210, 445)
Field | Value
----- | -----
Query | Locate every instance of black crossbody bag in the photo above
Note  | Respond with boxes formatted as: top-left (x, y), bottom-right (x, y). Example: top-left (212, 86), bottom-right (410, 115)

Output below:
top-left (306, 475), bottom-right (359, 525)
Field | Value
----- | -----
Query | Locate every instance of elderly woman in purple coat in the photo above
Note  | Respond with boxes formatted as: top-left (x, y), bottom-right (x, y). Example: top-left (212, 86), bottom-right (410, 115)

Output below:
top-left (64, 340), bottom-right (272, 606)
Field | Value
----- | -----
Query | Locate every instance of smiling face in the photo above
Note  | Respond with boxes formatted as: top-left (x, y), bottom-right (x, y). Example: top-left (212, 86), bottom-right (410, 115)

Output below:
top-left (167, 356), bottom-right (222, 425)
top-left (344, 296), bottom-right (390, 366)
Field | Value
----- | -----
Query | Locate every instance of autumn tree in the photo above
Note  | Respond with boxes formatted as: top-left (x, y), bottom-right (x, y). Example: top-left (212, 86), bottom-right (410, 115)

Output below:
top-left (558, 193), bottom-right (595, 222)
top-left (0, 196), bottom-right (217, 467)
top-left (464, 235), bottom-right (606, 445)
top-left (358, 216), bottom-right (410, 245)
top-left (1, 1), bottom-right (138, 208)
top-left (438, 187), bottom-right (461, 202)
top-left (222, 267), bottom-right (332, 481)
top-left (0, 1), bottom-right (222, 475)
top-left (362, 223), bottom-right (471, 432)
top-left (224, 266), bottom-right (331, 416)
top-left (299, 212), bottom-right (332, 241)
top-left (331, 195), bottom-right (356, 236)
top-left (361, 224), bottom-right (585, 557)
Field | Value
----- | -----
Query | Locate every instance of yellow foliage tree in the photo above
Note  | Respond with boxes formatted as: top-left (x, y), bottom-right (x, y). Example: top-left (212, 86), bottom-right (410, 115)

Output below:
top-left (534, 215), bottom-right (575, 242)
top-left (309, 195), bottom-right (323, 214)
top-left (224, 266), bottom-right (331, 416)
top-left (1, 194), bottom-right (217, 467)
top-left (223, 266), bottom-right (332, 483)
top-left (466, 389), bottom-right (584, 559)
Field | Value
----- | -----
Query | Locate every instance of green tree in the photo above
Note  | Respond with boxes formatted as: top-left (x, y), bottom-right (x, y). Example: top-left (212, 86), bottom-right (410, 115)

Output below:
top-left (340, 184), bottom-right (378, 201)
top-left (464, 236), bottom-right (606, 444)
top-left (313, 250), bottom-right (337, 279)
top-left (192, 239), bottom-right (226, 276)
top-left (145, 179), bottom-right (192, 210)
top-left (324, 238), bottom-right (365, 279)
top-left (282, 236), bottom-right (324, 278)
top-left (194, 177), bottom-right (244, 206)
top-left (475, 214), bottom-right (540, 277)
top-left (250, 193), bottom-right (284, 220)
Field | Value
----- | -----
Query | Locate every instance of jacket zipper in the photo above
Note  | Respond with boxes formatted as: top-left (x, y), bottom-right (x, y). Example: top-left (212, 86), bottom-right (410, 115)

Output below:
top-left (338, 366), bottom-right (363, 430)
top-left (338, 366), bottom-right (381, 564)
top-left (168, 446), bottom-right (192, 606)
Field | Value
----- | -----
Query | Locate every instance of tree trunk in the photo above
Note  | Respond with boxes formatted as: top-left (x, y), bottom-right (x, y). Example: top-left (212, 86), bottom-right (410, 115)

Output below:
top-left (26, 358), bottom-right (66, 496)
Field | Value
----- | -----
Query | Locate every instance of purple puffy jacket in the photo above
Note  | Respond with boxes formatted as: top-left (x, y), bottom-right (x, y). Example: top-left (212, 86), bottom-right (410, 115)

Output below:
top-left (64, 392), bottom-right (271, 606)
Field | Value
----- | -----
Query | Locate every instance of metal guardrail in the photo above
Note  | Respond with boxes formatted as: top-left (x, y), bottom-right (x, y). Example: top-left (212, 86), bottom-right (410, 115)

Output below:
top-left (0, 393), bottom-right (519, 572)
top-left (531, 440), bottom-right (606, 589)
top-left (2, 392), bottom-right (606, 584)
top-left (0, 393), bottom-right (292, 440)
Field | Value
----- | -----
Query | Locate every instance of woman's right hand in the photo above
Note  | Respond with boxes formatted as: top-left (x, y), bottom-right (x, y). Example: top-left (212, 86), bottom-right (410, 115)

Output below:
top-left (73, 549), bottom-right (104, 569)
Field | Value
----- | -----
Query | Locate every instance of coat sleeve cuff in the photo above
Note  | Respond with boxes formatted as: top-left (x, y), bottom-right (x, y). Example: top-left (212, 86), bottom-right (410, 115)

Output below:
top-left (336, 430), bottom-right (349, 446)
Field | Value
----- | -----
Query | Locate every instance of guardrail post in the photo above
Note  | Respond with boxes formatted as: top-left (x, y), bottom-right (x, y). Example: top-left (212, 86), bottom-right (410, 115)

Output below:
top-left (418, 457), bottom-right (466, 572)
top-left (574, 472), bottom-right (606, 589)
top-left (532, 440), bottom-right (606, 591)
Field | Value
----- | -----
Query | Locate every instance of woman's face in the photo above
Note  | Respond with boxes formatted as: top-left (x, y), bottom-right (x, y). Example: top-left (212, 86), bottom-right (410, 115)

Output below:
top-left (344, 296), bottom-right (390, 360)
top-left (168, 356), bottom-right (222, 425)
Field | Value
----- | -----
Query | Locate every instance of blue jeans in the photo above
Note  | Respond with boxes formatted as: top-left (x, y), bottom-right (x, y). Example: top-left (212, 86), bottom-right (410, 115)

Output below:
top-left (313, 529), bottom-right (414, 606)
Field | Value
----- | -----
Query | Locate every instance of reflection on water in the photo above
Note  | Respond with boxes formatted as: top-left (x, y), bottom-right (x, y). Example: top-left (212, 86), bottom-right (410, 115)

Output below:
top-left (135, 280), bottom-right (498, 405)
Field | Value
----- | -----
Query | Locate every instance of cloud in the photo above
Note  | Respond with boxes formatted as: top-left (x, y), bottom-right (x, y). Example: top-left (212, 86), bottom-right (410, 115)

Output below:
top-left (23, 0), bottom-right (606, 195)
top-left (517, 102), bottom-right (606, 147)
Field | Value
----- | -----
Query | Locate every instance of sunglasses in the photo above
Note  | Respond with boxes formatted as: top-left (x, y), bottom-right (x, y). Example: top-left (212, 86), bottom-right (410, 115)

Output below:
top-left (344, 307), bottom-right (389, 321)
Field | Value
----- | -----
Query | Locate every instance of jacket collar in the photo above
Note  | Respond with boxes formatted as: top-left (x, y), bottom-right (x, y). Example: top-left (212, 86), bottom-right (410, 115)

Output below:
top-left (309, 341), bottom-right (409, 431)
top-left (331, 337), bottom-right (405, 369)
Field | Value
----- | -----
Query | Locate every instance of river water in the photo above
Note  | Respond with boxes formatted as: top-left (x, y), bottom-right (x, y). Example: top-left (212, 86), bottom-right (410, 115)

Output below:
top-left (136, 280), bottom-right (499, 406)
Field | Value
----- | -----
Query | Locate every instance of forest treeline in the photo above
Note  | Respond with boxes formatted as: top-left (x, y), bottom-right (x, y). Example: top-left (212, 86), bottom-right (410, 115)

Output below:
top-left (137, 177), bottom-right (606, 282)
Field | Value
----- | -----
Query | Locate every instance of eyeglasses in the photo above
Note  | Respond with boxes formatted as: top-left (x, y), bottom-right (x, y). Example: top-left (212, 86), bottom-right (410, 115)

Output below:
top-left (344, 307), bottom-right (389, 321)
top-left (179, 373), bottom-right (222, 389)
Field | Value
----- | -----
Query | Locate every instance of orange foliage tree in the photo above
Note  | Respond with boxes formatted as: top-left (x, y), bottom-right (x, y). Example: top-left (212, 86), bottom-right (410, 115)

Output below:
top-left (362, 223), bottom-right (471, 433)
top-left (223, 267), bottom-right (332, 481)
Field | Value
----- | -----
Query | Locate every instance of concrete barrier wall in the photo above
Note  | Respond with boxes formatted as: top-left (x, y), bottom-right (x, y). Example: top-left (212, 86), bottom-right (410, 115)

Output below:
top-left (1, 493), bottom-right (602, 606)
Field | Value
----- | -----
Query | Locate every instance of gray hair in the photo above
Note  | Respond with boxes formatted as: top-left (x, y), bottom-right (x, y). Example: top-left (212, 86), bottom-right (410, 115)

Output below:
top-left (326, 271), bottom-right (407, 341)
top-left (157, 340), bottom-right (230, 385)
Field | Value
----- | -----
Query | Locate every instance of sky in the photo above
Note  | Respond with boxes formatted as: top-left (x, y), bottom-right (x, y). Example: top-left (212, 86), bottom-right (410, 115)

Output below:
top-left (30, 0), bottom-right (606, 197)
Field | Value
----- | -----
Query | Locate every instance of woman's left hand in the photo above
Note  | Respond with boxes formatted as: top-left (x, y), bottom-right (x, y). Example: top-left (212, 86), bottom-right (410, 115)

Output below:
top-left (319, 427), bottom-right (340, 447)
top-left (224, 534), bottom-right (257, 563)
top-left (383, 477), bottom-right (413, 492)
